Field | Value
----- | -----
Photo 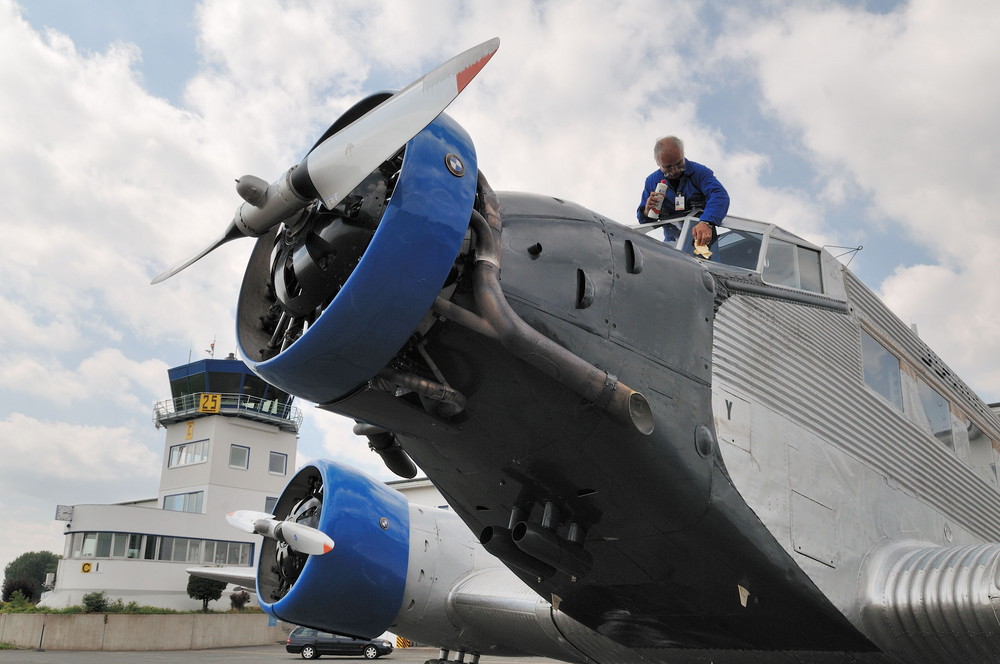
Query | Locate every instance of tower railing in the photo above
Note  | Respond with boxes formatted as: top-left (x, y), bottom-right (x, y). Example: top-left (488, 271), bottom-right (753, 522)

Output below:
top-left (153, 392), bottom-right (303, 433)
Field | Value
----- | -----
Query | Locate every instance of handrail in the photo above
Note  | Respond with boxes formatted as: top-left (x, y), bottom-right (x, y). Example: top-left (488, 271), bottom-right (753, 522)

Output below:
top-left (152, 392), bottom-right (303, 431)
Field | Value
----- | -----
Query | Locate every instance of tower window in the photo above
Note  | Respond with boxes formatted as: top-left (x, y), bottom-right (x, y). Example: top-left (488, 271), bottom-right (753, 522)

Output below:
top-left (168, 440), bottom-right (208, 468)
top-left (229, 444), bottom-right (250, 470)
top-left (269, 451), bottom-right (287, 475)
top-left (163, 490), bottom-right (204, 513)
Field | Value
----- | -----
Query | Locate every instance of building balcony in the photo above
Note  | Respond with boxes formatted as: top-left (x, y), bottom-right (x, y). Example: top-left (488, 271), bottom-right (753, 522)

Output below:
top-left (153, 392), bottom-right (303, 433)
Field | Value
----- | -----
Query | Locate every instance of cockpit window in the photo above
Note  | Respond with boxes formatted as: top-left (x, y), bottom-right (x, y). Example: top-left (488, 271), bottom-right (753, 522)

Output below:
top-left (762, 238), bottom-right (823, 293)
top-left (715, 227), bottom-right (763, 270)
top-left (636, 213), bottom-right (826, 295)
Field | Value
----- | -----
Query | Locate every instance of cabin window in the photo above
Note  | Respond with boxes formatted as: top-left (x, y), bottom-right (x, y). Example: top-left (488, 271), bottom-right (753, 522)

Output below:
top-left (966, 418), bottom-right (998, 486)
top-left (861, 330), bottom-right (902, 410)
top-left (762, 238), bottom-right (823, 293)
top-left (911, 377), bottom-right (954, 450)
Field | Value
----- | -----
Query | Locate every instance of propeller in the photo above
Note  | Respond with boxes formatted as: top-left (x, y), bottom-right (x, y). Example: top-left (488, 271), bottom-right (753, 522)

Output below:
top-left (151, 37), bottom-right (499, 285)
top-left (226, 509), bottom-right (334, 556)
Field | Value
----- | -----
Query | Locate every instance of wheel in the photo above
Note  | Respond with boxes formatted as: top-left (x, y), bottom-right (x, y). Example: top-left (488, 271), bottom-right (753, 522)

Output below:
top-left (300, 644), bottom-right (319, 659)
top-left (363, 644), bottom-right (379, 659)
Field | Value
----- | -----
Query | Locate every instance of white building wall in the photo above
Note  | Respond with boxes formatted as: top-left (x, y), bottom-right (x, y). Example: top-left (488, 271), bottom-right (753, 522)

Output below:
top-left (159, 417), bottom-right (295, 504)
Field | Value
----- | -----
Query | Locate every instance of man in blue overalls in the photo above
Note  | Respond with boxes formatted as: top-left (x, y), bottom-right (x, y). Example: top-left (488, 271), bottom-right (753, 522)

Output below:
top-left (637, 136), bottom-right (730, 246)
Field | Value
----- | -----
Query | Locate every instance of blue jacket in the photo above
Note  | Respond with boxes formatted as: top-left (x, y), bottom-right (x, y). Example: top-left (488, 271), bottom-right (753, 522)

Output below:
top-left (636, 159), bottom-right (730, 226)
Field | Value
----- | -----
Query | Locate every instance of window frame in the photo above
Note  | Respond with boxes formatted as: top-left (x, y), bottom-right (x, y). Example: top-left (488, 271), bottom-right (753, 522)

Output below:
top-left (229, 444), bottom-right (250, 470)
top-left (163, 490), bottom-right (205, 514)
top-left (167, 439), bottom-right (209, 468)
top-left (269, 451), bottom-right (288, 475)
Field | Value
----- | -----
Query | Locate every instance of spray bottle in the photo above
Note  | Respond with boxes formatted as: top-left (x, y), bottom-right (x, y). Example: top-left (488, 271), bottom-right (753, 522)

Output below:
top-left (646, 179), bottom-right (668, 219)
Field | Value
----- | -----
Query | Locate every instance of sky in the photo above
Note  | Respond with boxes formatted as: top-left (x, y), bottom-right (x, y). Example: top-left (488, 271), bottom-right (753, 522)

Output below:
top-left (2, 0), bottom-right (999, 577)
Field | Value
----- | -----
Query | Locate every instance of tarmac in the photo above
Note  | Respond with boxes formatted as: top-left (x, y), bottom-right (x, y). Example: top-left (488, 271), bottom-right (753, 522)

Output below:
top-left (0, 645), bottom-right (563, 663)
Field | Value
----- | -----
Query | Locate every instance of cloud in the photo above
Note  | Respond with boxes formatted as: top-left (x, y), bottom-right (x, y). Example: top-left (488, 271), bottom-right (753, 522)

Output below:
top-left (0, 349), bottom-right (168, 414)
top-left (0, 513), bottom-right (67, 581)
top-left (0, 413), bottom-right (160, 486)
top-left (728, 1), bottom-right (1000, 252)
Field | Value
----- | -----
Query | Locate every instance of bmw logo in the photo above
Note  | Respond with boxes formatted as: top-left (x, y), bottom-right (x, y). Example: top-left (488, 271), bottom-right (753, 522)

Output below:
top-left (445, 153), bottom-right (465, 177)
top-left (379, 517), bottom-right (390, 530)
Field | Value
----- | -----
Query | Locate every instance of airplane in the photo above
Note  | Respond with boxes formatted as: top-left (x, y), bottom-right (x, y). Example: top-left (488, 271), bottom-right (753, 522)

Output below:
top-left (160, 38), bottom-right (1000, 664)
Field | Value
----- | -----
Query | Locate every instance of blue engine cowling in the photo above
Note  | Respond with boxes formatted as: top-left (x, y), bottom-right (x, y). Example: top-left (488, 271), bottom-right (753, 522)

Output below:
top-left (235, 107), bottom-right (478, 404)
top-left (257, 460), bottom-right (410, 637)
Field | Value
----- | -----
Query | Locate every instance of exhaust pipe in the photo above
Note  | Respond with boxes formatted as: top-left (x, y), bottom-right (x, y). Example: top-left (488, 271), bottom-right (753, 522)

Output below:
top-left (444, 174), bottom-right (653, 436)
top-left (512, 522), bottom-right (593, 580)
top-left (479, 525), bottom-right (556, 581)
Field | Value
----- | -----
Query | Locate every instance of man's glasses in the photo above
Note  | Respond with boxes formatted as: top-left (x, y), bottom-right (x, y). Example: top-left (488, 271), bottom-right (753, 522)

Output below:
top-left (660, 157), bottom-right (685, 174)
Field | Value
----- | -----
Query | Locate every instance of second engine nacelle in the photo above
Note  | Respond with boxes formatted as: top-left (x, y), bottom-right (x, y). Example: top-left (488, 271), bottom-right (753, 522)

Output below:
top-left (257, 460), bottom-right (409, 637)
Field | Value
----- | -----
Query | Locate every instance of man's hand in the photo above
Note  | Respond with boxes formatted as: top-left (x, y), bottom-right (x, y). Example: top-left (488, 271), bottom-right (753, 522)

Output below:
top-left (645, 191), bottom-right (666, 216)
top-left (692, 221), bottom-right (713, 246)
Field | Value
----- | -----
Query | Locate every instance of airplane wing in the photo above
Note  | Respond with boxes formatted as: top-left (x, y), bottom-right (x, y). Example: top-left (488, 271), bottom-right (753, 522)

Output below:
top-left (186, 565), bottom-right (256, 590)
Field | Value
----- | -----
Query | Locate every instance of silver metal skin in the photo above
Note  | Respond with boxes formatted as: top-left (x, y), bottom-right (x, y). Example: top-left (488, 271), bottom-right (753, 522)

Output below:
top-left (710, 223), bottom-right (1000, 663)
top-left (391, 503), bottom-right (622, 663)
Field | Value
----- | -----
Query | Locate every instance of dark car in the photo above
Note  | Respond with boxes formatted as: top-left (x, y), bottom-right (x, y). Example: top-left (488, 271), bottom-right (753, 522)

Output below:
top-left (286, 626), bottom-right (394, 659)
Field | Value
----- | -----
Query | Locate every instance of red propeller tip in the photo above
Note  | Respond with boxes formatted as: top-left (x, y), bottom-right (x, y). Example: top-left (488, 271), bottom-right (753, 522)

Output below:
top-left (456, 49), bottom-right (497, 92)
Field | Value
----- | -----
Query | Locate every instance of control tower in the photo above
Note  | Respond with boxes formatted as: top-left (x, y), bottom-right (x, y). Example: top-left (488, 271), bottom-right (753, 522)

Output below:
top-left (152, 354), bottom-right (301, 519)
top-left (42, 354), bottom-right (302, 611)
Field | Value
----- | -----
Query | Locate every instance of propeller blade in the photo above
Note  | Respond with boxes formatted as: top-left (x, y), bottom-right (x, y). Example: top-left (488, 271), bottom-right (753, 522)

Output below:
top-left (272, 520), bottom-right (335, 556)
top-left (150, 221), bottom-right (244, 284)
top-left (151, 37), bottom-right (498, 285)
top-left (226, 509), bottom-right (275, 534)
top-left (304, 37), bottom-right (499, 209)
top-left (226, 510), bottom-right (334, 556)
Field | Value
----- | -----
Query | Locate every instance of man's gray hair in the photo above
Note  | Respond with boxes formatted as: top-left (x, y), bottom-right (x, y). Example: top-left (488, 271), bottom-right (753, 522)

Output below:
top-left (654, 136), bottom-right (684, 157)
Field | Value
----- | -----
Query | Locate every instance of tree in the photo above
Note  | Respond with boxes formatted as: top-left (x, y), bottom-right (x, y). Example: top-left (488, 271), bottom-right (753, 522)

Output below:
top-left (2, 551), bottom-right (58, 602)
top-left (229, 589), bottom-right (251, 611)
top-left (2, 578), bottom-right (37, 604)
top-left (186, 576), bottom-right (226, 612)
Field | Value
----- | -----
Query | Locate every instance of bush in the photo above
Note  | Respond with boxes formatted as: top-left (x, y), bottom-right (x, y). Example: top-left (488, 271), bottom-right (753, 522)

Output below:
top-left (2, 578), bottom-right (37, 603)
top-left (229, 590), bottom-right (251, 611)
top-left (82, 591), bottom-right (109, 613)
top-left (1, 590), bottom-right (33, 613)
